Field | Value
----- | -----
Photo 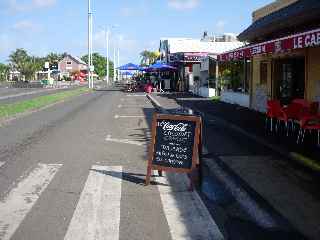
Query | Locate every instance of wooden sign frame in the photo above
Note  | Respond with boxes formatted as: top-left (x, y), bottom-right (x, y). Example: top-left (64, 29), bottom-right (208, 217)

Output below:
top-left (145, 112), bottom-right (202, 187)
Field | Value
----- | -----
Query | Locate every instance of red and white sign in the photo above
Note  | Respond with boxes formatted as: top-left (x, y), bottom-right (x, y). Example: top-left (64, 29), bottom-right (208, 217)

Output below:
top-left (218, 28), bottom-right (320, 61)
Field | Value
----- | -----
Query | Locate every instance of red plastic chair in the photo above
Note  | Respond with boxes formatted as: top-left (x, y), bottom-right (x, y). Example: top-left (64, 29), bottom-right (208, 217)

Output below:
top-left (297, 115), bottom-right (320, 145)
top-left (266, 100), bottom-right (283, 132)
top-left (281, 102), bottom-right (305, 135)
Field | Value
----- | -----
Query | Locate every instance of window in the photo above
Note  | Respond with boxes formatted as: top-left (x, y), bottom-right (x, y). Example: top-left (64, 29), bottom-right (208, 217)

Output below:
top-left (220, 61), bottom-right (248, 93)
top-left (66, 61), bottom-right (72, 65)
top-left (260, 61), bottom-right (268, 85)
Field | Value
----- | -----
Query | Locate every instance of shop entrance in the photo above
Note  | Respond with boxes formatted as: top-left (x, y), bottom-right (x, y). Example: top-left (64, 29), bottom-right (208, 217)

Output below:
top-left (273, 57), bottom-right (305, 104)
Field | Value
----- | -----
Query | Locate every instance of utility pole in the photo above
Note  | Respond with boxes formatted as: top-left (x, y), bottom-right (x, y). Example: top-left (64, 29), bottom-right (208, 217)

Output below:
top-left (113, 43), bottom-right (116, 83)
top-left (90, 6), bottom-right (93, 89)
top-left (106, 28), bottom-right (110, 85)
top-left (117, 36), bottom-right (120, 82)
top-left (87, 0), bottom-right (93, 88)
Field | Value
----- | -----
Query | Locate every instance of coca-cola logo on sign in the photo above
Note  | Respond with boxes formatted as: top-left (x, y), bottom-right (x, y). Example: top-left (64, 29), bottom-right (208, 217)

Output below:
top-left (158, 121), bottom-right (188, 132)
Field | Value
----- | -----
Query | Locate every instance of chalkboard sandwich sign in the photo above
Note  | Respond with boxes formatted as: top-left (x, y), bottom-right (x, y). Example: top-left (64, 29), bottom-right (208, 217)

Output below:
top-left (145, 112), bottom-right (202, 189)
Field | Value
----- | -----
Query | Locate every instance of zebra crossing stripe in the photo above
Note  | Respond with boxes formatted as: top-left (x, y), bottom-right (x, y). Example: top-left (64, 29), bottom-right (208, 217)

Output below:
top-left (0, 161), bottom-right (5, 168)
top-left (155, 171), bottom-right (224, 240)
top-left (0, 163), bottom-right (62, 240)
top-left (64, 165), bottom-right (122, 240)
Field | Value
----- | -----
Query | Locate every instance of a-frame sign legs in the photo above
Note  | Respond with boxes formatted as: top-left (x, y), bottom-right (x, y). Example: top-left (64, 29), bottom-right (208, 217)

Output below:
top-left (145, 165), bottom-right (152, 186)
top-left (145, 166), bottom-right (163, 185)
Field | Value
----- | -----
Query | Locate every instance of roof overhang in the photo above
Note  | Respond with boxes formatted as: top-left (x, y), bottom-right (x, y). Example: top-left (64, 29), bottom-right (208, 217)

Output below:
top-left (218, 27), bottom-right (320, 62)
top-left (238, 0), bottom-right (320, 42)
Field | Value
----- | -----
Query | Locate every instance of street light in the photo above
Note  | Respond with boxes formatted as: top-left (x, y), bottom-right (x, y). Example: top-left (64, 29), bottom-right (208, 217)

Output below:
top-left (113, 41), bottom-right (116, 83)
top-left (106, 28), bottom-right (110, 85)
top-left (104, 25), bottom-right (117, 85)
top-left (87, 0), bottom-right (94, 89)
top-left (117, 35), bottom-right (122, 82)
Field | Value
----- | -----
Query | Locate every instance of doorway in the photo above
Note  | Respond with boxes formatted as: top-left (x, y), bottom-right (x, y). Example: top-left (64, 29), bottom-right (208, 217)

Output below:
top-left (273, 57), bottom-right (305, 104)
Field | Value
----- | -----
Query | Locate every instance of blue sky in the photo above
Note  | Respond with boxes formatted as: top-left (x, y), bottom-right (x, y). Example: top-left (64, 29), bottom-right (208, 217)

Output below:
top-left (0, 0), bottom-right (273, 64)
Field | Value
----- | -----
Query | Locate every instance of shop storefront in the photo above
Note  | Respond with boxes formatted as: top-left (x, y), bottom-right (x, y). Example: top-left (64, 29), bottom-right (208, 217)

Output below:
top-left (169, 52), bottom-right (208, 92)
top-left (217, 0), bottom-right (320, 112)
top-left (219, 28), bottom-right (320, 112)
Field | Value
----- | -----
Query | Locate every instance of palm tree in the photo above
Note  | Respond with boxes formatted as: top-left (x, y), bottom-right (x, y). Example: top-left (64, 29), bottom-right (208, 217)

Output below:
top-left (8, 49), bottom-right (44, 81)
top-left (140, 50), bottom-right (159, 66)
top-left (0, 63), bottom-right (9, 82)
top-left (46, 52), bottom-right (63, 63)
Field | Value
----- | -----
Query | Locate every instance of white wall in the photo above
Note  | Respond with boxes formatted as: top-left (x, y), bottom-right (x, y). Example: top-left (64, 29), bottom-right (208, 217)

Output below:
top-left (199, 87), bottom-right (216, 97)
top-left (221, 91), bottom-right (250, 108)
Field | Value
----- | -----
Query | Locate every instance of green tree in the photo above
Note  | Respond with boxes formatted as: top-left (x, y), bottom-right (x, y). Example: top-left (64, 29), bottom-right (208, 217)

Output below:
top-left (45, 52), bottom-right (63, 63)
top-left (140, 50), bottom-right (159, 66)
top-left (81, 53), bottom-right (114, 78)
top-left (0, 63), bottom-right (9, 82)
top-left (8, 49), bottom-right (44, 81)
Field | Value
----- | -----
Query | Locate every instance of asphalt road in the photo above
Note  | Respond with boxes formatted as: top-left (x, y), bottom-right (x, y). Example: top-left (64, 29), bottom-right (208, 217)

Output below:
top-left (0, 87), bottom-right (223, 240)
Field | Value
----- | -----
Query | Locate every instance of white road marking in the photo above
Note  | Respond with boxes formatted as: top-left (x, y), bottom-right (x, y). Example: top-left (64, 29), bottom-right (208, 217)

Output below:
top-left (114, 114), bottom-right (144, 119)
top-left (0, 163), bottom-right (62, 240)
top-left (64, 165), bottom-right (122, 240)
top-left (0, 161), bottom-right (5, 168)
top-left (154, 171), bottom-right (224, 240)
top-left (126, 94), bottom-right (146, 97)
top-left (105, 134), bottom-right (145, 146)
top-left (118, 104), bottom-right (122, 108)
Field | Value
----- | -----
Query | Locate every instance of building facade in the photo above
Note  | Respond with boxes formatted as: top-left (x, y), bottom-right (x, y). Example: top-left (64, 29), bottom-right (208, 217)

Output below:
top-left (58, 54), bottom-right (87, 78)
top-left (160, 35), bottom-right (243, 92)
top-left (218, 0), bottom-right (320, 112)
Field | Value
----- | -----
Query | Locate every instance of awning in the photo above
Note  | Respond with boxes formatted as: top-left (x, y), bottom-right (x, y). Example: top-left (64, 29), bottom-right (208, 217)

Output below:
top-left (218, 27), bottom-right (320, 62)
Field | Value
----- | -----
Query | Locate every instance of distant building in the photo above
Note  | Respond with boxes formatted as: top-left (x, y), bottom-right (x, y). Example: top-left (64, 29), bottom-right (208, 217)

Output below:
top-left (58, 54), bottom-right (87, 78)
top-left (201, 32), bottom-right (238, 42)
top-left (159, 35), bottom-right (243, 92)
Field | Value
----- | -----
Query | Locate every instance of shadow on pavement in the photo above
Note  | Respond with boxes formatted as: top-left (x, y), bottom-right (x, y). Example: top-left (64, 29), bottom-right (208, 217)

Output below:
top-left (91, 169), bottom-right (169, 187)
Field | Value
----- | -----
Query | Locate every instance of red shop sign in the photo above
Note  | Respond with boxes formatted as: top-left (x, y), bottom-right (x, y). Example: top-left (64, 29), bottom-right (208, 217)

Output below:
top-left (218, 28), bottom-right (320, 62)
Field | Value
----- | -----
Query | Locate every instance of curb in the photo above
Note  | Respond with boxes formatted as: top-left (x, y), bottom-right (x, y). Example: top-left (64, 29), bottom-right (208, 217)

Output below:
top-left (146, 94), bottom-right (169, 113)
top-left (146, 94), bottom-right (320, 173)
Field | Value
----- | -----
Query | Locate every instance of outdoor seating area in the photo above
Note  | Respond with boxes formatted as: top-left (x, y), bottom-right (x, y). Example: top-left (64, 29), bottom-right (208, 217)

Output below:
top-left (266, 99), bottom-right (320, 145)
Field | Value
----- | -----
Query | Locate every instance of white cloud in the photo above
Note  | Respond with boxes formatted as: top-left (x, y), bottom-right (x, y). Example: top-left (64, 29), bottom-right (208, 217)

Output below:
top-left (32, 0), bottom-right (56, 7)
top-left (168, 0), bottom-right (200, 10)
top-left (7, 0), bottom-right (57, 12)
top-left (13, 20), bottom-right (41, 32)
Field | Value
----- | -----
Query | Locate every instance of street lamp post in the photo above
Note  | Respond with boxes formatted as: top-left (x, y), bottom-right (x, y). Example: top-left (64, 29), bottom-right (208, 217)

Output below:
top-left (88, 0), bottom-right (94, 89)
top-left (113, 44), bottom-right (116, 83)
top-left (117, 37), bottom-right (120, 82)
top-left (88, 0), bottom-right (91, 88)
top-left (106, 28), bottom-right (110, 85)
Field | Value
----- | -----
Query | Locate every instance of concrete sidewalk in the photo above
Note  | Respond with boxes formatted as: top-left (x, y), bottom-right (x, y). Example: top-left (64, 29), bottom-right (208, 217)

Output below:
top-left (147, 92), bottom-right (320, 171)
top-left (147, 92), bottom-right (320, 240)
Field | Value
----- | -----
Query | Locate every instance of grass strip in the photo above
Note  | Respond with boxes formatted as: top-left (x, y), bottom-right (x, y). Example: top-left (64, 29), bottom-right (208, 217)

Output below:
top-left (0, 87), bottom-right (91, 119)
top-left (210, 96), bottom-right (220, 102)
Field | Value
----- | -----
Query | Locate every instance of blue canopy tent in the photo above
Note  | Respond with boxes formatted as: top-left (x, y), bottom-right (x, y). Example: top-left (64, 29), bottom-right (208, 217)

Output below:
top-left (121, 71), bottom-right (133, 79)
top-left (146, 61), bottom-right (177, 72)
top-left (145, 61), bottom-right (177, 92)
top-left (118, 63), bottom-right (140, 71)
top-left (121, 71), bottom-right (134, 76)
